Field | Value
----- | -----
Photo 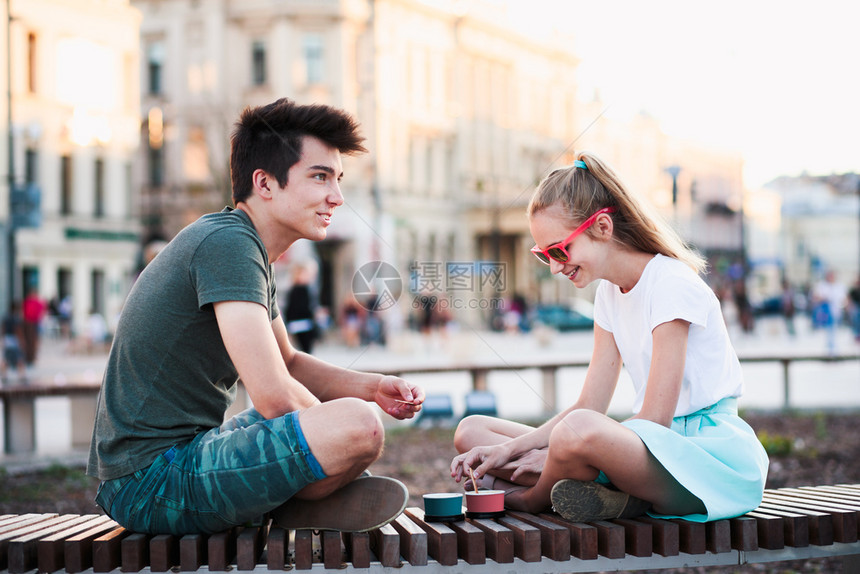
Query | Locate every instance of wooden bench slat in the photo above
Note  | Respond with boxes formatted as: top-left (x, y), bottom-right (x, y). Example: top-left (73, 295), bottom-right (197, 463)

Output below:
top-left (64, 519), bottom-right (120, 574)
top-left (265, 527), bottom-right (287, 571)
top-left (612, 518), bottom-right (652, 557)
top-left (404, 508), bottom-right (458, 566)
top-left (120, 532), bottom-right (149, 574)
top-left (769, 487), bottom-right (860, 511)
top-left (750, 506), bottom-right (810, 548)
top-left (369, 522), bottom-right (400, 567)
top-left (588, 520), bottom-right (625, 559)
top-left (37, 515), bottom-right (113, 574)
top-left (206, 528), bottom-right (235, 572)
top-left (669, 518), bottom-right (707, 554)
top-left (320, 530), bottom-right (343, 569)
top-left (762, 493), bottom-right (857, 543)
top-left (798, 485), bottom-right (860, 502)
top-left (1, 514), bottom-right (61, 568)
top-left (292, 529), bottom-right (313, 570)
top-left (91, 526), bottom-right (127, 573)
top-left (706, 519), bottom-right (732, 554)
top-left (391, 513), bottom-right (428, 566)
top-left (0, 516), bottom-right (37, 529)
top-left (745, 511), bottom-right (785, 550)
top-left (149, 533), bottom-right (178, 572)
top-left (7, 514), bottom-right (88, 573)
top-left (466, 517), bottom-right (513, 563)
top-left (446, 518), bottom-right (486, 565)
top-left (0, 514), bottom-right (57, 536)
top-left (507, 510), bottom-right (570, 561)
top-left (179, 533), bottom-right (206, 571)
top-left (730, 516), bottom-right (758, 551)
top-left (496, 515), bottom-right (541, 562)
top-left (537, 513), bottom-right (599, 560)
top-left (636, 517), bottom-right (680, 557)
top-left (343, 531), bottom-right (371, 569)
top-left (758, 500), bottom-right (833, 546)
top-left (237, 525), bottom-right (266, 571)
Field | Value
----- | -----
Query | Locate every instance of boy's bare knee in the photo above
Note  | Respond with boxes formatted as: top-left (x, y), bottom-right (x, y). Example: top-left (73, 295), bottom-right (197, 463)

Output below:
top-left (341, 398), bottom-right (385, 458)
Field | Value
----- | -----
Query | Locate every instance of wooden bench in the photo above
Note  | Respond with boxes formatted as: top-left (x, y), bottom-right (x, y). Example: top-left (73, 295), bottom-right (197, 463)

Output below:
top-left (0, 484), bottom-right (857, 573)
top-left (0, 382), bottom-right (101, 454)
top-left (0, 383), bottom-right (250, 455)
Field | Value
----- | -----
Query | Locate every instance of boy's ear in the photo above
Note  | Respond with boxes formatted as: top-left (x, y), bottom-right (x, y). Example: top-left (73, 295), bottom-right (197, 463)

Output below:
top-left (252, 169), bottom-right (273, 199)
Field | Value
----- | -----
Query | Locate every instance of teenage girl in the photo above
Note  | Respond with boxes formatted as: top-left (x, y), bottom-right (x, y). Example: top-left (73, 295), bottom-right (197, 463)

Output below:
top-left (450, 152), bottom-right (769, 522)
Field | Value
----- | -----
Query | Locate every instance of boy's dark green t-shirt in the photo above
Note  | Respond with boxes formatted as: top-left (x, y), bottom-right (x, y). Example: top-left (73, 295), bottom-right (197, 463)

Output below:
top-left (87, 208), bottom-right (279, 480)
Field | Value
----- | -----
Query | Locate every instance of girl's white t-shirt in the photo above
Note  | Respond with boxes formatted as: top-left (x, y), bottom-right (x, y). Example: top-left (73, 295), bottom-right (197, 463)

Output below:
top-left (593, 254), bottom-right (743, 417)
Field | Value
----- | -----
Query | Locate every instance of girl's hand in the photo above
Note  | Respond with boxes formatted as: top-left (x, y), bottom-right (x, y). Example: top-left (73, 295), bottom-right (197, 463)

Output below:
top-left (450, 444), bottom-right (512, 484)
top-left (509, 448), bottom-right (547, 485)
top-left (374, 375), bottom-right (424, 419)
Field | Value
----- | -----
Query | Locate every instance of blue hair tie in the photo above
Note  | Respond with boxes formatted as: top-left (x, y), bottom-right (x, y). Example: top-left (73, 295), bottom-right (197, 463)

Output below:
top-left (573, 159), bottom-right (587, 170)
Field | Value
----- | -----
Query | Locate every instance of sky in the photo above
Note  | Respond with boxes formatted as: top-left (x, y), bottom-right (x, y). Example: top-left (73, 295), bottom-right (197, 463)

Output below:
top-left (508, 0), bottom-right (859, 188)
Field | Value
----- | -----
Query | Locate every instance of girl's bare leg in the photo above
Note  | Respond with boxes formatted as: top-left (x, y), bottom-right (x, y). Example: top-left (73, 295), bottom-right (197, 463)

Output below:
top-left (505, 410), bottom-right (705, 516)
top-left (454, 415), bottom-right (539, 485)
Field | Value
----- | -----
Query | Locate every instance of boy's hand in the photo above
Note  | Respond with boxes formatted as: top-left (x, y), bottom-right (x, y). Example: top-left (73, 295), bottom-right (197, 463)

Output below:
top-left (375, 375), bottom-right (425, 419)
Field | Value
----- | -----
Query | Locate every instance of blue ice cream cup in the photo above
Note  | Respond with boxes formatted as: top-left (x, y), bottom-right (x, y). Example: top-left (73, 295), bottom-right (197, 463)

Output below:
top-left (423, 492), bottom-right (464, 521)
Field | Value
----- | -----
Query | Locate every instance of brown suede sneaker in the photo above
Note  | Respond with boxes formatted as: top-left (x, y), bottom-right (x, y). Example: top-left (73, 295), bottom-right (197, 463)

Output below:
top-left (550, 479), bottom-right (651, 522)
top-left (271, 476), bottom-right (408, 532)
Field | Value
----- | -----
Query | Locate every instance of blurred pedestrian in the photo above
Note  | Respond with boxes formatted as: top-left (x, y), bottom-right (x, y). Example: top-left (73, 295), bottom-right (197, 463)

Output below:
top-left (812, 270), bottom-right (848, 355)
top-left (780, 279), bottom-right (797, 337)
top-left (21, 287), bottom-right (46, 366)
top-left (846, 275), bottom-right (860, 343)
top-left (360, 295), bottom-right (386, 346)
top-left (340, 297), bottom-right (364, 347)
top-left (86, 308), bottom-right (110, 353)
top-left (285, 263), bottom-right (318, 354)
top-left (733, 280), bottom-right (755, 334)
top-left (58, 294), bottom-right (73, 339)
top-left (1, 301), bottom-right (27, 383)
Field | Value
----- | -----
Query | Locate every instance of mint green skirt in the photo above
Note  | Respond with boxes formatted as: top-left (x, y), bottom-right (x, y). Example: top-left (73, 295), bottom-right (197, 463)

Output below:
top-left (603, 397), bottom-right (769, 522)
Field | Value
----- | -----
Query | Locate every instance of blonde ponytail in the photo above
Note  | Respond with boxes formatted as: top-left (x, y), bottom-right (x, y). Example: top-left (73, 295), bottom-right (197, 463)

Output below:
top-left (527, 151), bottom-right (707, 274)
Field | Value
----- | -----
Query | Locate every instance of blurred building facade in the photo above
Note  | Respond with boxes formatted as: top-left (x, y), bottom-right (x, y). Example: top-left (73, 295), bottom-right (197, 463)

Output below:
top-left (0, 0), bottom-right (760, 337)
top-left (1, 0), bottom-right (141, 335)
top-left (748, 173), bottom-right (860, 295)
top-left (130, 0), bottom-right (584, 326)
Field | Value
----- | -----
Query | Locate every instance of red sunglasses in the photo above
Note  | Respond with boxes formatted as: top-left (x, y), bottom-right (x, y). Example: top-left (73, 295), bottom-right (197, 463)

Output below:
top-left (530, 207), bottom-right (617, 265)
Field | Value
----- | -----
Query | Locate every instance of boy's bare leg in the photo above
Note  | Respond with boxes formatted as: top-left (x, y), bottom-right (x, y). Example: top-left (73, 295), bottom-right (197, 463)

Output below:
top-left (272, 397), bottom-right (408, 532)
top-left (295, 397), bottom-right (385, 500)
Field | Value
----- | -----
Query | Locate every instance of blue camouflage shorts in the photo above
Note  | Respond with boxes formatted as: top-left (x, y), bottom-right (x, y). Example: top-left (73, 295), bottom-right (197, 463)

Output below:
top-left (95, 409), bottom-right (327, 534)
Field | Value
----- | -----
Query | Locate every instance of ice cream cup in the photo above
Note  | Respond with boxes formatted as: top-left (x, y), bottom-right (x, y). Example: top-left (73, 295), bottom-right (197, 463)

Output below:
top-left (464, 489), bottom-right (505, 518)
top-left (423, 492), bottom-right (464, 521)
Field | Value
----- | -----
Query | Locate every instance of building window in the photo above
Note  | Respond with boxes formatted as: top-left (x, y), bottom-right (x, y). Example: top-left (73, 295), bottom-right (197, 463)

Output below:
top-left (25, 148), bottom-right (38, 184)
top-left (91, 269), bottom-right (105, 317)
top-left (148, 146), bottom-right (164, 187)
top-left (147, 43), bottom-right (164, 95)
top-left (57, 268), bottom-right (72, 301)
top-left (94, 158), bottom-right (105, 217)
top-left (251, 40), bottom-right (266, 85)
top-left (303, 34), bottom-right (323, 84)
top-left (61, 155), bottom-right (73, 215)
top-left (125, 162), bottom-right (133, 218)
top-left (27, 33), bottom-right (37, 93)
